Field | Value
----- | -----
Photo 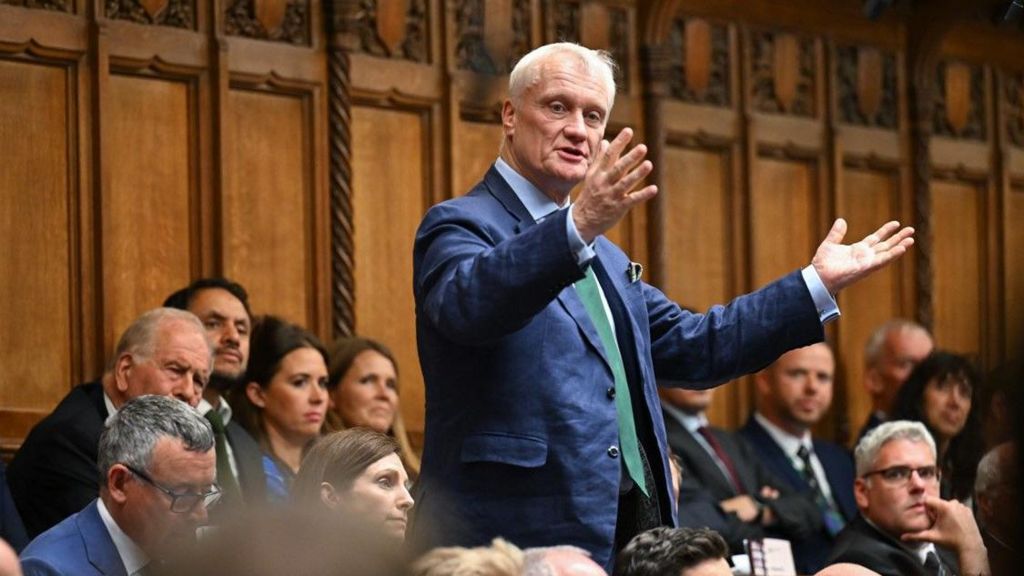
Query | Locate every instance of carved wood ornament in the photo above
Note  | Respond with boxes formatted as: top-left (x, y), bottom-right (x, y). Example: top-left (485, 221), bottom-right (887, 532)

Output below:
top-left (455, 0), bottom-right (531, 74)
top-left (836, 45), bottom-right (898, 128)
top-left (668, 17), bottom-right (730, 106)
top-left (0, 0), bottom-right (70, 12)
top-left (224, 0), bottom-right (310, 45)
top-left (549, 1), bottom-right (631, 93)
top-left (336, 0), bottom-right (428, 61)
top-left (106, 0), bottom-right (193, 28)
top-left (932, 61), bottom-right (986, 140)
top-left (751, 30), bottom-right (815, 116)
top-left (1006, 72), bottom-right (1024, 149)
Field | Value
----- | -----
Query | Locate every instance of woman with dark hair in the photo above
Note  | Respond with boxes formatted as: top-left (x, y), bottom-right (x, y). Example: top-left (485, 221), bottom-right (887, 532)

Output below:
top-left (293, 428), bottom-right (414, 542)
top-left (890, 350), bottom-right (984, 501)
top-left (232, 315), bottom-right (329, 502)
top-left (324, 337), bottom-right (421, 478)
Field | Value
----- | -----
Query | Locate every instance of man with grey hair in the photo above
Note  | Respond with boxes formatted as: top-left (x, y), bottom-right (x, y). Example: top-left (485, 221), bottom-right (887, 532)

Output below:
top-left (973, 442), bottom-right (1016, 575)
top-left (413, 39), bottom-right (913, 568)
top-left (857, 320), bottom-right (933, 440)
top-left (523, 546), bottom-right (607, 576)
top-left (20, 395), bottom-right (219, 575)
top-left (828, 420), bottom-right (989, 576)
top-left (9, 308), bottom-right (212, 537)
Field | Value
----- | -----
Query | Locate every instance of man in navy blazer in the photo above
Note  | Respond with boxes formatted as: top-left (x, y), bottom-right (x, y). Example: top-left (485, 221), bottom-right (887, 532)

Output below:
top-left (20, 395), bottom-right (218, 576)
top-left (412, 42), bottom-right (914, 569)
top-left (740, 343), bottom-right (858, 573)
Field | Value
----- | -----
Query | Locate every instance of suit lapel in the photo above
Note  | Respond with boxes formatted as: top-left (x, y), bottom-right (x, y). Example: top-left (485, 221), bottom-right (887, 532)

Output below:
top-left (671, 422), bottom-right (738, 496)
top-left (744, 419), bottom-right (808, 492)
top-left (78, 501), bottom-right (129, 576)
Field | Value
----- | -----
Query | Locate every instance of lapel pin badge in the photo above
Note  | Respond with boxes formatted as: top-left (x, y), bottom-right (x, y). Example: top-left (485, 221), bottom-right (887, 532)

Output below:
top-left (627, 262), bottom-right (643, 283)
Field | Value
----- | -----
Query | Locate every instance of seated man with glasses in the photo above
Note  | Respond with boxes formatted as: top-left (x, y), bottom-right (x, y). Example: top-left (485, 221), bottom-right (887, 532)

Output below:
top-left (21, 395), bottom-right (219, 575)
top-left (827, 420), bottom-right (989, 576)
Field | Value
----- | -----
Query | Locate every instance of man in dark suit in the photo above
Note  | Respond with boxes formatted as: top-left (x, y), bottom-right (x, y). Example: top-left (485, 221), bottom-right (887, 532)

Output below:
top-left (21, 395), bottom-right (218, 576)
top-left (856, 320), bottom-right (933, 441)
top-left (411, 42), bottom-right (914, 569)
top-left (739, 343), bottom-right (857, 573)
top-left (660, 387), bottom-right (821, 554)
top-left (164, 278), bottom-right (266, 507)
top-left (828, 420), bottom-right (990, 576)
top-left (973, 441), bottom-right (1015, 576)
top-left (8, 308), bottom-right (211, 537)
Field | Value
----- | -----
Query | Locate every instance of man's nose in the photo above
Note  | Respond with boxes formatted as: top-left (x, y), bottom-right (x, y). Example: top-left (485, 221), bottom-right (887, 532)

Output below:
top-left (222, 323), bottom-right (240, 345)
top-left (563, 111), bottom-right (587, 140)
top-left (177, 379), bottom-right (199, 406)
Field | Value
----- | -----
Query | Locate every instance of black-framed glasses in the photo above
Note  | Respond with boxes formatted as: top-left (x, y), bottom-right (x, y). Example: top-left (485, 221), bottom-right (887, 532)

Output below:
top-left (861, 465), bottom-right (939, 486)
top-left (123, 464), bottom-right (222, 513)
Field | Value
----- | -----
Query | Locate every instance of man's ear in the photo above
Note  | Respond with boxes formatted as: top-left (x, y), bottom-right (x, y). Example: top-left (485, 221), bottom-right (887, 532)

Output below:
top-left (501, 99), bottom-right (515, 137)
top-left (246, 382), bottom-right (266, 409)
top-left (107, 465), bottom-right (132, 505)
top-left (320, 482), bottom-right (341, 510)
top-left (853, 478), bottom-right (869, 510)
top-left (754, 369), bottom-right (771, 396)
top-left (113, 354), bottom-right (134, 395)
top-left (864, 369), bottom-right (884, 396)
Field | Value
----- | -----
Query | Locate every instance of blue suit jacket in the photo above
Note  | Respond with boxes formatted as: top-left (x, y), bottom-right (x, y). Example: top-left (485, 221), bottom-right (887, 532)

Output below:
top-left (739, 416), bottom-right (857, 574)
top-left (20, 500), bottom-right (128, 576)
top-left (411, 165), bottom-right (824, 568)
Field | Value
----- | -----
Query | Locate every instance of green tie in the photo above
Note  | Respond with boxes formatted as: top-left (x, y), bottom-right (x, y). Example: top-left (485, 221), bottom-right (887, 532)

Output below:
top-left (205, 410), bottom-right (243, 505)
top-left (575, 265), bottom-right (648, 496)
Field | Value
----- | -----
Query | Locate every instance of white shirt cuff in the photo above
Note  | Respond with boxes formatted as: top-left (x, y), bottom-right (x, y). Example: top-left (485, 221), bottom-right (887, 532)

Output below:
top-left (801, 265), bottom-right (840, 324)
top-left (566, 205), bottom-right (596, 266)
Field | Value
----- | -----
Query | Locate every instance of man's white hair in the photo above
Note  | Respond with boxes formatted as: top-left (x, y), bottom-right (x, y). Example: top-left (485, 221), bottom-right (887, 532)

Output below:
top-left (507, 42), bottom-right (617, 110)
top-left (863, 319), bottom-right (931, 368)
top-left (854, 420), bottom-right (936, 477)
top-left (975, 441), bottom-right (1015, 496)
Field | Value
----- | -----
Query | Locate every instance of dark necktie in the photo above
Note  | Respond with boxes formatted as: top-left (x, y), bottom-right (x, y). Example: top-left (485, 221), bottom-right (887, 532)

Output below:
top-left (205, 410), bottom-right (243, 504)
top-left (696, 426), bottom-right (746, 495)
top-left (923, 550), bottom-right (945, 576)
top-left (796, 444), bottom-right (845, 536)
top-left (575, 266), bottom-right (647, 496)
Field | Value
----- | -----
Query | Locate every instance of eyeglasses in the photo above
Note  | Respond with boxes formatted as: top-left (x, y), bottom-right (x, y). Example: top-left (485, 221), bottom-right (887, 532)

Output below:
top-left (861, 465), bottom-right (939, 486)
top-left (123, 464), bottom-right (222, 513)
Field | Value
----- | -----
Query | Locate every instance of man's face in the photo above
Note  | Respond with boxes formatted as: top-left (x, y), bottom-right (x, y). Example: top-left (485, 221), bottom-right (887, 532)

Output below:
top-left (119, 437), bottom-right (216, 557)
top-left (187, 288), bottom-right (251, 380)
top-left (501, 56), bottom-right (610, 200)
top-left (682, 558), bottom-right (732, 576)
top-left (855, 439), bottom-right (939, 538)
top-left (869, 328), bottom-right (933, 410)
top-left (758, 343), bottom-right (834, 434)
top-left (660, 388), bottom-right (714, 415)
top-left (118, 319), bottom-right (211, 407)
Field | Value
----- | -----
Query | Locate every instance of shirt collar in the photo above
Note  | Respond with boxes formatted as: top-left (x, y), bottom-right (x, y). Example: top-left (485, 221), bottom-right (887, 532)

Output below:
top-left (754, 411), bottom-right (812, 456)
top-left (103, 393), bottom-right (118, 425)
top-left (494, 157), bottom-right (567, 222)
top-left (660, 401), bottom-right (708, 433)
top-left (97, 498), bottom-right (150, 575)
top-left (197, 395), bottom-right (233, 425)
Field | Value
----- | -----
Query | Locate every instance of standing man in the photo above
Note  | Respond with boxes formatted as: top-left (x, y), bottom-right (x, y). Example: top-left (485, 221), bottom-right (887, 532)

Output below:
top-left (740, 343), bottom-right (858, 573)
top-left (828, 420), bottom-right (990, 576)
top-left (20, 395), bottom-right (220, 575)
top-left (858, 320), bottom-right (934, 440)
top-left (8, 308), bottom-right (211, 538)
top-left (412, 42), bottom-right (912, 568)
top-left (164, 278), bottom-right (265, 506)
top-left (660, 388), bottom-right (821, 554)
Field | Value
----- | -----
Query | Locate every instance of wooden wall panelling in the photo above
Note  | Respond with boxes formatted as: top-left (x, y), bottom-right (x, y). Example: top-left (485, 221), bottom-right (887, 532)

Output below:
top-left (0, 38), bottom-right (88, 451)
top-left (830, 42), bottom-right (908, 445)
top-left (1003, 70), bottom-right (1024, 359)
top-left (744, 28), bottom-right (839, 435)
top-left (98, 14), bottom-right (212, 356)
top-left (643, 13), bottom-right (748, 428)
top-left (927, 60), bottom-right (993, 363)
top-left (342, 0), bottom-right (444, 443)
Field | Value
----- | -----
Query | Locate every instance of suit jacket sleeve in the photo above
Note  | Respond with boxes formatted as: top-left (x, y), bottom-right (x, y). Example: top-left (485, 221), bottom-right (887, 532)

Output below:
top-left (731, 435), bottom-right (823, 540)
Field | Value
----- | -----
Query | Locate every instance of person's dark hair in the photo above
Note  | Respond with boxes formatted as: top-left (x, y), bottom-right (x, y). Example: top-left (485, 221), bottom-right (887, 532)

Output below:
top-left (230, 315), bottom-right (328, 449)
top-left (163, 277), bottom-right (253, 319)
top-left (890, 350), bottom-right (983, 500)
top-left (614, 527), bottom-right (728, 576)
top-left (292, 429), bottom-right (400, 507)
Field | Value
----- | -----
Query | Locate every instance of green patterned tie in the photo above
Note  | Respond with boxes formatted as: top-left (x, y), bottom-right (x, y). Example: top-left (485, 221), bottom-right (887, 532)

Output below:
top-left (205, 410), bottom-right (243, 505)
top-left (575, 265), bottom-right (648, 496)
